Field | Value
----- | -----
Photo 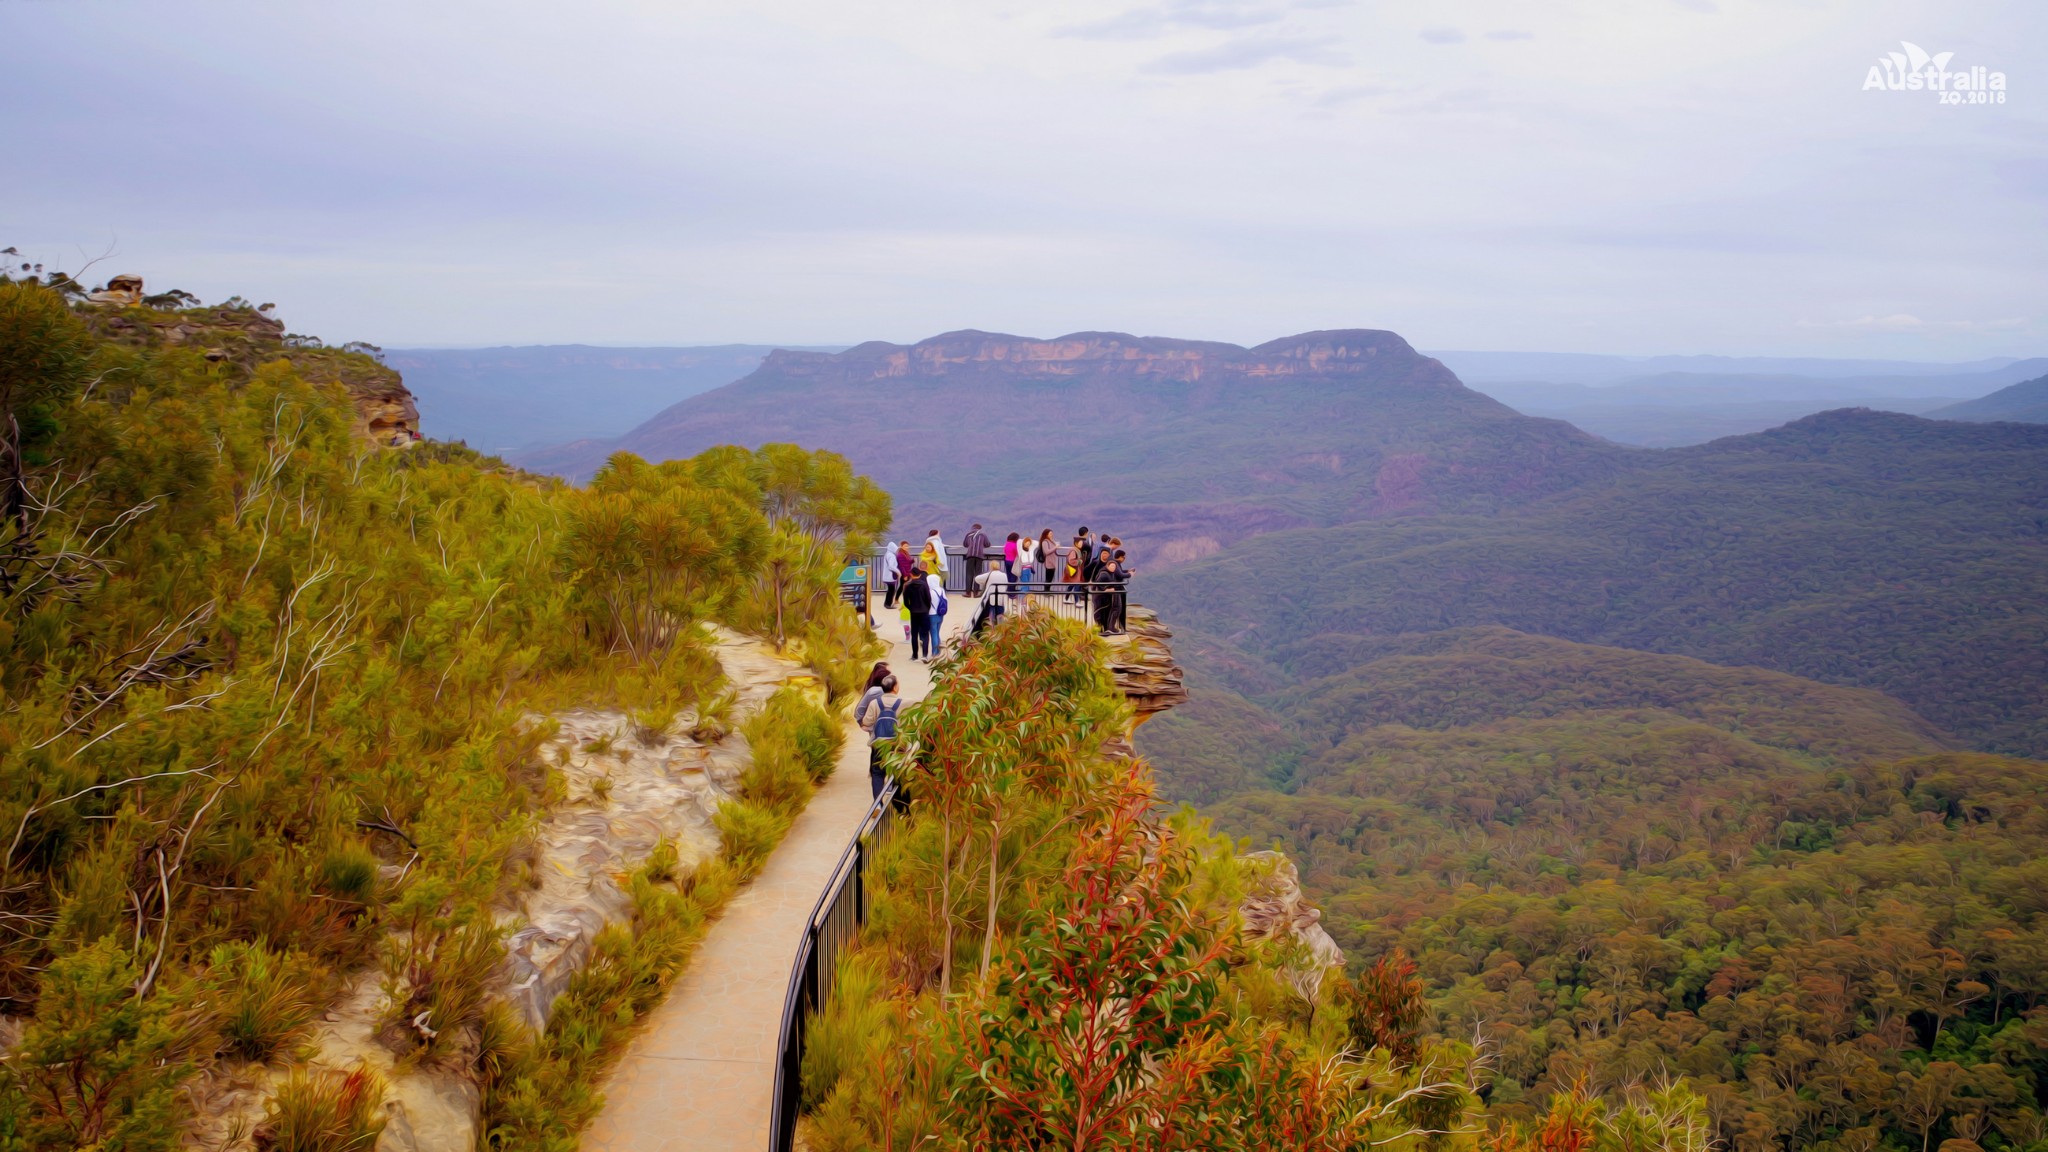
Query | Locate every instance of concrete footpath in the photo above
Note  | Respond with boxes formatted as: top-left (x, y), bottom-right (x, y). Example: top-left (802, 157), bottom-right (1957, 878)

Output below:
top-left (582, 594), bottom-right (969, 1151)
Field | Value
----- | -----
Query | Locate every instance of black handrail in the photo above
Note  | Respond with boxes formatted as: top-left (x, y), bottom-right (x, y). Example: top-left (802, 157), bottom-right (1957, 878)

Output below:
top-left (768, 776), bottom-right (900, 1152)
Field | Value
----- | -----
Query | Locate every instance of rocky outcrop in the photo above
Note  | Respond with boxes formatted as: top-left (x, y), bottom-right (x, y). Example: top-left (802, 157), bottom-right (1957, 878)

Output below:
top-left (85, 273), bottom-right (146, 307)
top-left (1107, 606), bottom-right (1188, 725)
top-left (1237, 851), bottom-right (1346, 1002)
top-left (501, 628), bottom-right (816, 1033)
top-left (77, 284), bottom-right (420, 446)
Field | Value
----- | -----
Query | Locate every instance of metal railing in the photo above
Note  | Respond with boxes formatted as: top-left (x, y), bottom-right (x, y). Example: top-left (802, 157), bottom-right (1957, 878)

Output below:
top-left (866, 546), bottom-right (1112, 596)
top-left (864, 550), bottom-right (1133, 633)
top-left (980, 582), bottom-right (1131, 632)
top-left (769, 777), bottom-right (900, 1152)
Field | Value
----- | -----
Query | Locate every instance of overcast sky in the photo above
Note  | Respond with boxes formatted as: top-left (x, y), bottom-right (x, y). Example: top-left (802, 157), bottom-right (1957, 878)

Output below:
top-left (4, 0), bottom-right (2042, 356)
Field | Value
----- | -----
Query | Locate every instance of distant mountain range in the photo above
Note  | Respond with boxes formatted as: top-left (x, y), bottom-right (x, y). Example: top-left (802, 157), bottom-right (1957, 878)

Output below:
top-left (383, 341), bottom-right (2045, 455)
top-left (1927, 372), bottom-right (2048, 424)
top-left (383, 344), bottom-right (842, 453)
top-left (1455, 359), bottom-right (2048, 446)
top-left (1427, 349), bottom-right (2040, 385)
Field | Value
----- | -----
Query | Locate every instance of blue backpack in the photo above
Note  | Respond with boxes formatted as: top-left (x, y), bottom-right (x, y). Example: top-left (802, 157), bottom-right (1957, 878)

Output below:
top-left (872, 698), bottom-right (901, 740)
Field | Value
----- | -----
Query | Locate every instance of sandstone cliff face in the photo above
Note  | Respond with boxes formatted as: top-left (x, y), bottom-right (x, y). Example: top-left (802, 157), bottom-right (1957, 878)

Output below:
top-left (753, 328), bottom-right (1439, 388)
top-left (1108, 606), bottom-right (1189, 724)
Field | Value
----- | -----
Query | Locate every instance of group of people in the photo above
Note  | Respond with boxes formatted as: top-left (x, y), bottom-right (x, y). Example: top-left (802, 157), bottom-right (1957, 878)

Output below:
top-left (878, 524), bottom-right (1133, 657)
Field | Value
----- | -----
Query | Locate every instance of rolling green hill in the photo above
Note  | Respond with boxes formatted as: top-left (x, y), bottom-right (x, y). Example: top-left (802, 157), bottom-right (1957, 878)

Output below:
top-left (1928, 372), bottom-right (2048, 424)
top-left (1145, 409), bottom-right (2048, 757)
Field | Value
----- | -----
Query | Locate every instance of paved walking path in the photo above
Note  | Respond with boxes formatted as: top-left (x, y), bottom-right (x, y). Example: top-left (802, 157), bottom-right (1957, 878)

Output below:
top-left (583, 593), bottom-right (972, 1151)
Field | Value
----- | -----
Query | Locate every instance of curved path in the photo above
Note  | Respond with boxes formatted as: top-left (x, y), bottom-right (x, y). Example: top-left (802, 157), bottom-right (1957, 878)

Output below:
top-left (583, 595), bottom-right (971, 1151)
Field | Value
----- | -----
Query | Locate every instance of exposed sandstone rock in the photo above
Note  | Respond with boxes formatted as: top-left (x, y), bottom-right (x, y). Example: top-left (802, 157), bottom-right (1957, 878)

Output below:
top-left (1238, 851), bottom-right (1345, 1002)
top-left (1107, 605), bottom-right (1188, 725)
top-left (86, 273), bottom-right (146, 307)
top-left (502, 627), bottom-right (816, 1033)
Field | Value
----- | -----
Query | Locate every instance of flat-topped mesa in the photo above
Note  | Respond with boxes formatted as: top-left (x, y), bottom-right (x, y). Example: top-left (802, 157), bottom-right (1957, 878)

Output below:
top-left (754, 327), bottom-right (1443, 387)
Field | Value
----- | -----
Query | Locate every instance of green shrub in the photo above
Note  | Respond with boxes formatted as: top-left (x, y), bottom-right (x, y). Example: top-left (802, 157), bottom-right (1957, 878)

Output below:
top-left (317, 842), bottom-right (379, 905)
top-left (0, 938), bottom-right (191, 1151)
top-left (204, 940), bottom-right (320, 1063)
top-left (255, 1066), bottom-right (385, 1152)
top-left (714, 798), bottom-right (790, 877)
top-left (743, 685), bottom-right (843, 790)
top-left (798, 950), bottom-right (893, 1111)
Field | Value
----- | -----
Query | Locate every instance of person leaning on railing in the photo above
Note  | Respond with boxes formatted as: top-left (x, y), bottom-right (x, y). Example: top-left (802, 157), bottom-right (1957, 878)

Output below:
top-left (972, 565), bottom-right (1009, 633)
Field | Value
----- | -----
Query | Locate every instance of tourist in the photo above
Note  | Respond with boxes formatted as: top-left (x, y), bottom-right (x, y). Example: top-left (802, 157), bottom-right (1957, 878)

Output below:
top-left (857, 674), bottom-right (902, 798)
top-left (880, 551), bottom-right (901, 609)
top-left (926, 566), bottom-right (949, 659)
top-left (922, 529), bottom-right (948, 579)
top-left (1037, 529), bottom-right (1060, 592)
top-left (856, 662), bottom-right (891, 720)
top-left (1015, 532), bottom-right (1037, 593)
top-left (1093, 551), bottom-right (1122, 631)
top-left (972, 564), bottom-right (1009, 633)
top-left (1002, 531), bottom-right (1019, 582)
top-left (902, 564), bottom-right (934, 660)
top-left (1076, 526), bottom-right (1095, 573)
top-left (961, 523), bottom-right (989, 594)
top-left (1111, 548), bottom-right (1131, 632)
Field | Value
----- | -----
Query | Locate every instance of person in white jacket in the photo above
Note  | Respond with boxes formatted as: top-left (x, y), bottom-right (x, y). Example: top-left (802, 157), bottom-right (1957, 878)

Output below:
top-left (923, 528), bottom-right (949, 575)
top-left (972, 566), bottom-right (1009, 633)
top-left (924, 568), bottom-right (948, 659)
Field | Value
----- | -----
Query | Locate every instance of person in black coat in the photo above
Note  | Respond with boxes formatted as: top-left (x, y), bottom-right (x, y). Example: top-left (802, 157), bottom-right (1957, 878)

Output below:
top-left (901, 565), bottom-right (935, 660)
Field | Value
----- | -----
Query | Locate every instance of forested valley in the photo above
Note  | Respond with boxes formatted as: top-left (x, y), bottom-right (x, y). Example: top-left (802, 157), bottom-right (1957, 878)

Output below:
top-left (1141, 620), bottom-right (2048, 1150)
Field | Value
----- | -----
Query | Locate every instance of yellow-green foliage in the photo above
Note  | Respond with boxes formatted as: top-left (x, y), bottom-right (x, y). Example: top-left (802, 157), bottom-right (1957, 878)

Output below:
top-left (201, 940), bottom-right (322, 1063)
top-left (0, 277), bottom-right (888, 1144)
top-left (797, 614), bottom-right (1510, 1151)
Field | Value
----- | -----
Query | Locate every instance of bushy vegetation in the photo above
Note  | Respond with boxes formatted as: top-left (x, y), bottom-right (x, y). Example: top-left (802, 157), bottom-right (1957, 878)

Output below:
top-left (793, 613), bottom-right (1570, 1151)
top-left (0, 274), bottom-right (882, 1145)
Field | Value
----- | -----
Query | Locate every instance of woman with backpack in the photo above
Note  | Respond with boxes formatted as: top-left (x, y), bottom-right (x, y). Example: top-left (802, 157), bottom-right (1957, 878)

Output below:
top-left (857, 674), bottom-right (902, 798)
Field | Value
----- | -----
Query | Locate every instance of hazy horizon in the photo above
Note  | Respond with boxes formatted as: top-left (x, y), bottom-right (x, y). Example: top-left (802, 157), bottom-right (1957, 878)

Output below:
top-left (6, 1), bottom-right (2041, 358)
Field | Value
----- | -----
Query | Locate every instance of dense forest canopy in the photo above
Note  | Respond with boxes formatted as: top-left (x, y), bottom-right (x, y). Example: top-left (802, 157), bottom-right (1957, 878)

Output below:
top-left (1139, 630), bottom-right (2048, 1150)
